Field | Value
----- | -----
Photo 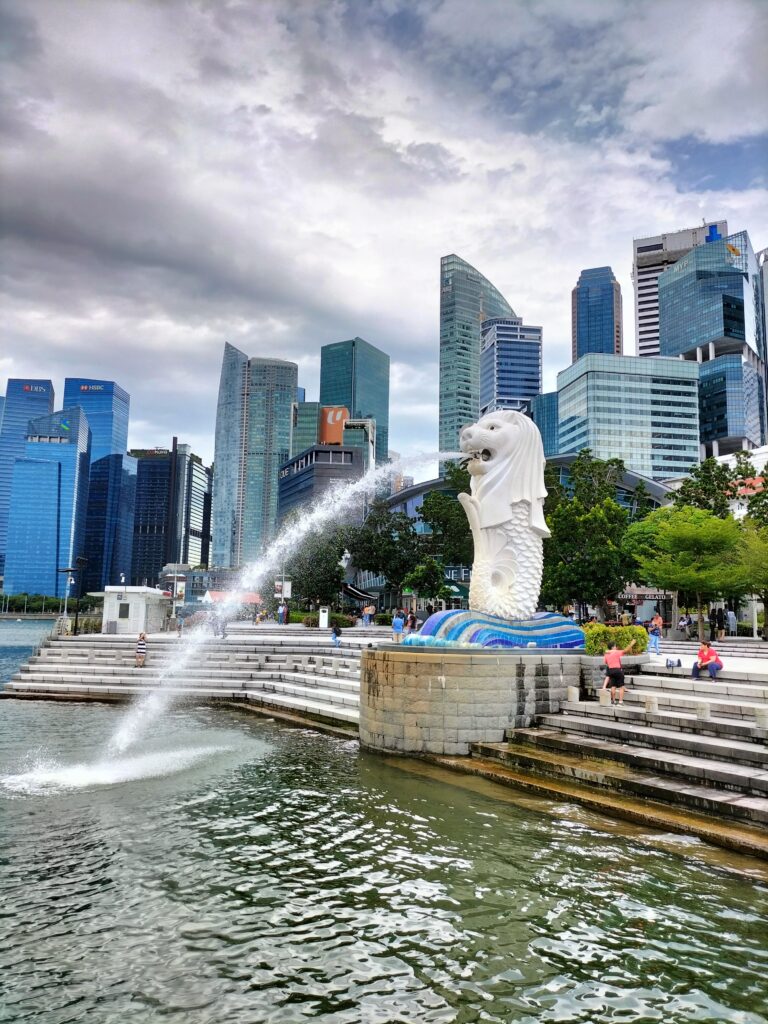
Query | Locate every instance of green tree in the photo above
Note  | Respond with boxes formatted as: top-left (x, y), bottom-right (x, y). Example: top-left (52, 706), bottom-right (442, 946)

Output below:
top-left (625, 506), bottom-right (747, 640)
top-left (671, 457), bottom-right (739, 518)
top-left (285, 529), bottom-right (347, 607)
top-left (417, 461), bottom-right (473, 566)
top-left (629, 479), bottom-right (654, 521)
top-left (568, 448), bottom-right (626, 507)
top-left (740, 520), bottom-right (768, 640)
top-left (402, 557), bottom-right (451, 603)
top-left (346, 499), bottom-right (421, 603)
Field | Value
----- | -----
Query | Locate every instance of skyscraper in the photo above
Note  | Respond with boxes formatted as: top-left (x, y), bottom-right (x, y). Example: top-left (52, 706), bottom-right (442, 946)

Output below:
top-left (530, 391), bottom-right (559, 458)
top-left (63, 378), bottom-right (136, 591)
top-left (290, 400), bottom-right (321, 457)
top-left (479, 316), bottom-right (542, 414)
top-left (0, 378), bottom-right (54, 574)
top-left (439, 255), bottom-right (514, 454)
top-left (62, 378), bottom-right (129, 462)
top-left (557, 354), bottom-right (700, 481)
top-left (659, 228), bottom-right (766, 456)
top-left (211, 343), bottom-right (298, 568)
top-left (319, 337), bottom-right (389, 465)
top-left (571, 267), bottom-right (623, 362)
top-left (632, 221), bottom-right (728, 357)
top-left (4, 408), bottom-right (91, 596)
top-left (130, 439), bottom-right (212, 585)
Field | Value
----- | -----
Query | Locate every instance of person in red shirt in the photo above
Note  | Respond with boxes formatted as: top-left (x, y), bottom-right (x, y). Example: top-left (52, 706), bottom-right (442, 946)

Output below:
top-left (602, 639), bottom-right (636, 705)
top-left (692, 641), bottom-right (723, 680)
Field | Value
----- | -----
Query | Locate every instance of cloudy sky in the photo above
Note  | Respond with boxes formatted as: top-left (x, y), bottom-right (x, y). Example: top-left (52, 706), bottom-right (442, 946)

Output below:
top-left (2, 0), bottom-right (767, 470)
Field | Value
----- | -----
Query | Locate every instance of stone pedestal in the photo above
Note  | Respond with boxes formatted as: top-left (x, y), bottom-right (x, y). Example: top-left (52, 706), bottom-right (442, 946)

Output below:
top-left (359, 647), bottom-right (582, 756)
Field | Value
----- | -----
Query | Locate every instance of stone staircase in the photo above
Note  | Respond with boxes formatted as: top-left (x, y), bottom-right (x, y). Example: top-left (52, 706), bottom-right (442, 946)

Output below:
top-left (660, 637), bottom-right (767, 659)
top-left (473, 660), bottom-right (768, 828)
top-left (2, 632), bottom-right (363, 730)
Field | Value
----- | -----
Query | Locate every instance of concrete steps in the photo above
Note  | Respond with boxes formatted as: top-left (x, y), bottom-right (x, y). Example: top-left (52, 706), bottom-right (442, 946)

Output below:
top-left (470, 737), bottom-right (768, 825)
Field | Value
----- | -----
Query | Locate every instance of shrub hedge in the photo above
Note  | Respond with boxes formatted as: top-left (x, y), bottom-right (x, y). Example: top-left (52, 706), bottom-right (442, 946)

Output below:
top-left (583, 624), bottom-right (648, 657)
top-left (301, 613), bottom-right (356, 629)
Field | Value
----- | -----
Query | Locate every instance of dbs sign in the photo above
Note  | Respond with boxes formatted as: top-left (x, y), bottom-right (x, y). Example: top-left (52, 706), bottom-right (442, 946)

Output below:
top-left (319, 406), bottom-right (350, 445)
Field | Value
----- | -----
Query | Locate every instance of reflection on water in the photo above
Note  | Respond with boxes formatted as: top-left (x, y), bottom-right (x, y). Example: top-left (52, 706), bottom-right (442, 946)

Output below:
top-left (1, 701), bottom-right (767, 1023)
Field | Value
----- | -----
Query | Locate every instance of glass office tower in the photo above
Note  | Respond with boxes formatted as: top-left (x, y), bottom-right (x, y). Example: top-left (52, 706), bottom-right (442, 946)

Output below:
top-left (4, 408), bottom-right (91, 597)
top-left (530, 391), bottom-right (559, 457)
top-left (63, 378), bottom-right (136, 591)
top-left (557, 354), bottom-right (700, 481)
top-left (479, 317), bottom-right (542, 414)
top-left (571, 267), bottom-right (623, 362)
top-left (211, 344), bottom-right (297, 567)
top-left (130, 439), bottom-right (212, 585)
top-left (290, 401), bottom-right (321, 457)
top-left (659, 229), bottom-right (766, 456)
top-left (62, 378), bottom-right (129, 463)
top-left (0, 379), bottom-right (54, 574)
top-left (439, 255), bottom-right (514, 454)
top-left (319, 337), bottom-right (390, 465)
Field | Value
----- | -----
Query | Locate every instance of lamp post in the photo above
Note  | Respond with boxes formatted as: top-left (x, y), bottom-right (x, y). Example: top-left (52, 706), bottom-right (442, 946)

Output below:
top-left (57, 569), bottom-right (76, 631)
top-left (72, 556), bottom-right (88, 636)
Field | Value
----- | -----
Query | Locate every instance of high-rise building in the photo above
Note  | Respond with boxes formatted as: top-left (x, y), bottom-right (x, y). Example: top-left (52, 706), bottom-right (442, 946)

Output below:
top-left (211, 344), bottom-right (297, 568)
top-left (319, 337), bottom-right (389, 465)
top-left (632, 221), bottom-right (728, 357)
top-left (4, 408), bottom-right (91, 597)
top-left (290, 401), bottom-right (321, 458)
top-left (63, 378), bottom-right (135, 592)
top-left (557, 354), bottom-right (700, 481)
top-left (571, 267), bottom-right (623, 362)
top-left (278, 444), bottom-right (367, 523)
top-left (479, 317), bottom-right (542, 414)
top-left (659, 229), bottom-right (766, 456)
top-left (62, 379), bottom-right (129, 463)
top-left (439, 255), bottom-right (514, 454)
top-left (530, 391), bottom-right (559, 458)
top-left (130, 438), bottom-right (212, 585)
top-left (0, 379), bottom-right (54, 575)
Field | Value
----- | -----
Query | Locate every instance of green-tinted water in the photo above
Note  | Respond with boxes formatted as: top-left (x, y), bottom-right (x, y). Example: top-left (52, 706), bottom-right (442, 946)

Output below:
top-left (1, 701), bottom-right (766, 1023)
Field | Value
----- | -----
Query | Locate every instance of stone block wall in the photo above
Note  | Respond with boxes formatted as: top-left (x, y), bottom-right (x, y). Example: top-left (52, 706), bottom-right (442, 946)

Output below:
top-left (359, 648), bottom-right (582, 756)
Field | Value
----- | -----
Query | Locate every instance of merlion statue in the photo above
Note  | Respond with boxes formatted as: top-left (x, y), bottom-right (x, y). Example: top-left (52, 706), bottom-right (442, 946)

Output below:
top-left (458, 410), bottom-right (550, 620)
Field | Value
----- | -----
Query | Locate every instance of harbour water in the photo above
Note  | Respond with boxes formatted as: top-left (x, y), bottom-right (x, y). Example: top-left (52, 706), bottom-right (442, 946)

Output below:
top-left (1, 700), bottom-right (767, 1023)
top-left (0, 618), bottom-right (55, 687)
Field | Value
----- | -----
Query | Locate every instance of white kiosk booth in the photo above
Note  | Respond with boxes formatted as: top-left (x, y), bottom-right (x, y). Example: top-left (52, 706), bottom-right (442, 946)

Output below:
top-left (100, 586), bottom-right (172, 635)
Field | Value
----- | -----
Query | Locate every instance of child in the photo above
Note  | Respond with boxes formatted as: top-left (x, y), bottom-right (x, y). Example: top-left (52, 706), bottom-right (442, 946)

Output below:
top-left (391, 611), bottom-right (405, 643)
top-left (135, 632), bottom-right (147, 668)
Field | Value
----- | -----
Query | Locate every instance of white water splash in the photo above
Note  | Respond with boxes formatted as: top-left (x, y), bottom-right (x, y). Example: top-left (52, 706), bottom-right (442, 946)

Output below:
top-left (98, 450), bottom-right (460, 762)
top-left (1, 745), bottom-right (225, 795)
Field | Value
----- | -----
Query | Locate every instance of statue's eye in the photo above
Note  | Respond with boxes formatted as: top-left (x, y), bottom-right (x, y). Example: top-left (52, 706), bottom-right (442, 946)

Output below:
top-left (488, 425), bottom-right (496, 430)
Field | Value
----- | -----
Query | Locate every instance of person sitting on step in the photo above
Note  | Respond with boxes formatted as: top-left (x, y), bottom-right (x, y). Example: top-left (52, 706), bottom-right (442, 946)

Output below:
top-left (692, 641), bottom-right (723, 680)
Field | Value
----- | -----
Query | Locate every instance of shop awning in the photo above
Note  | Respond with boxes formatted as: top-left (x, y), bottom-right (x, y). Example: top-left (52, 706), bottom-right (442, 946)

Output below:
top-left (342, 582), bottom-right (376, 601)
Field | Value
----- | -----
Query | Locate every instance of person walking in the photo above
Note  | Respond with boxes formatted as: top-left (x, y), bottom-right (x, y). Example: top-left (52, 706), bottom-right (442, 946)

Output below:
top-left (330, 624), bottom-right (342, 648)
top-left (135, 632), bottom-right (147, 668)
top-left (406, 610), bottom-right (417, 634)
top-left (727, 608), bottom-right (737, 636)
top-left (692, 641), bottom-right (723, 680)
top-left (601, 639), bottom-right (636, 705)
top-left (716, 607), bottom-right (726, 642)
top-left (391, 610), bottom-right (405, 643)
top-left (708, 607), bottom-right (717, 643)
top-left (647, 612), bottom-right (663, 655)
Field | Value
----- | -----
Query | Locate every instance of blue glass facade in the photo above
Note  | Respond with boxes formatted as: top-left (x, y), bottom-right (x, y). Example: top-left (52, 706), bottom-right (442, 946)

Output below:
top-left (531, 391), bottom-right (559, 457)
top-left (211, 344), bottom-right (297, 567)
top-left (439, 255), bottom-right (514, 453)
top-left (4, 408), bottom-right (91, 597)
top-left (62, 378), bottom-right (130, 463)
top-left (479, 317), bottom-right (542, 414)
top-left (291, 401), bottom-right (321, 458)
top-left (658, 229), bottom-right (767, 454)
top-left (0, 379), bottom-right (54, 574)
top-left (83, 454), bottom-right (137, 591)
top-left (557, 354), bottom-right (700, 481)
top-left (319, 337), bottom-right (390, 465)
top-left (571, 267), bottom-right (623, 362)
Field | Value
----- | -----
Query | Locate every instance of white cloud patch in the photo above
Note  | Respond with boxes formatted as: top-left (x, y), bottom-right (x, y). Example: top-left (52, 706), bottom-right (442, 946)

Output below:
top-left (1, 0), bottom-right (766, 471)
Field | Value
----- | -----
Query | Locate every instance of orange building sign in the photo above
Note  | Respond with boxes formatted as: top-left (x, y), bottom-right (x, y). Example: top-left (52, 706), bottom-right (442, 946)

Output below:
top-left (319, 406), bottom-right (350, 445)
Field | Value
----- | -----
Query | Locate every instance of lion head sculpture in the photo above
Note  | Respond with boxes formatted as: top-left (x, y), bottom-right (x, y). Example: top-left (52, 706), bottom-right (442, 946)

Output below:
top-left (459, 410), bottom-right (550, 537)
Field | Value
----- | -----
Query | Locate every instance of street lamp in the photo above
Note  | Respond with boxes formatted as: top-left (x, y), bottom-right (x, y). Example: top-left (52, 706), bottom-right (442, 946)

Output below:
top-left (72, 556), bottom-right (88, 635)
top-left (57, 568), bottom-right (77, 630)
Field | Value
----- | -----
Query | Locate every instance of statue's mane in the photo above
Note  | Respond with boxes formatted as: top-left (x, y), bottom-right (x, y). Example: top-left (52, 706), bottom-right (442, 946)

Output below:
top-left (471, 411), bottom-right (550, 537)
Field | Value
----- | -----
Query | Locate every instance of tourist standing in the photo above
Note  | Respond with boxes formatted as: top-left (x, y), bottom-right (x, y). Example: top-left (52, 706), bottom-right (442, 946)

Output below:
top-left (716, 607), bottom-right (726, 641)
top-left (135, 632), bottom-right (147, 668)
top-left (708, 607), bottom-right (717, 643)
top-left (602, 639), bottom-right (636, 705)
top-left (647, 612), bottom-right (663, 655)
top-left (692, 642), bottom-right (723, 680)
top-left (727, 608), bottom-right (738, 636)
top-left (425, 604), bottom-right (434, 618)
top-left (620, 608), bottom-right (632, 627)
top-left (391, 610), bottom-right (405, 643)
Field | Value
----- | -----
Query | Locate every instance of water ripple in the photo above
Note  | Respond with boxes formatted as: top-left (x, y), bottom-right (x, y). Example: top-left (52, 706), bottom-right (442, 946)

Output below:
top-left (0, 702), bottom-right (767, 1023)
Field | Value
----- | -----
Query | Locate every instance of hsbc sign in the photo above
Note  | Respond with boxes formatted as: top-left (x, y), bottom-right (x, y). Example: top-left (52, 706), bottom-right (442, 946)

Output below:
top-left (80, 384), bottom-right (105, 391)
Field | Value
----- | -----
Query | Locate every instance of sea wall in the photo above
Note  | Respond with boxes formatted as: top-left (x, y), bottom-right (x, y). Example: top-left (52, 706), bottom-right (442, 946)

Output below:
top-left (359, 647), bottom-right (582, 756)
